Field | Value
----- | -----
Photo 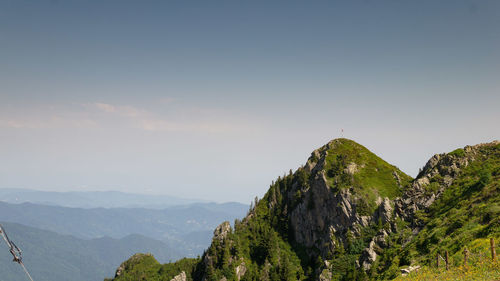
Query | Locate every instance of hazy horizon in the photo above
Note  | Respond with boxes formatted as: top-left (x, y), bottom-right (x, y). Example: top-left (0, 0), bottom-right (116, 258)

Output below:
top-left (1, 0), bottom-right (499, 203)
top-left (1, 136), bottom-right (499, 204)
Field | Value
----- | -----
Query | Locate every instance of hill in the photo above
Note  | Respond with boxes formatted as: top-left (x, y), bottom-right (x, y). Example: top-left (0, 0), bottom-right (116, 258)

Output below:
top-left (110, 138), bottom-right (500, 280)
top-left (0, 189), bottom-right (204, 209)
top-left (0, 222), bottom-right (180, 281)
top-left (0, 201), bottom-right (247, 257)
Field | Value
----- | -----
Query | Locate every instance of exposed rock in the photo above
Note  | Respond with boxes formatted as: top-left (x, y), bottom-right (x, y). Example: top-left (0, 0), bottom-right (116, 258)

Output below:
top-left (235, 262), bottom-right (246, 281)
top-left (289, 173), bottom-right (366, 257)
top-left (345, 162), bottom-right (358, 175)
top-left (393, 171), bottom-right (403, 188)
top-left (288, 138), bottom-right (405, 265)
top-left (319, 268), bottom-right (333, 281)
top-left (114, 265), bottom-right (124, 277)
top-left (213, 221), bottom-right (231, 243)
top-left (200, 221), bottom-right (233, 279)
top-left (305, 150), bottom-right (321, 173)
top-left (374, 197), bottom-right (393, 224)
top-left (401, 265), bottom-right (421, 276)
top-left (360, 241), bottom-right (377, 270)
top-left (394, 143), bottom-right (481, 223)
top-left (170, 271), bottom-right (187, 281)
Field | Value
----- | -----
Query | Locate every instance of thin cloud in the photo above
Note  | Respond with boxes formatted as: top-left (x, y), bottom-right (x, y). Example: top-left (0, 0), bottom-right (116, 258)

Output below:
top-left (0, 115), bottom-right (97, 129)
top-left (94, 103), bottom-right (116, 113)
top-left (92, 102), bottom-right (140, 117)
top-left (88, 102), bottom-right (257, 133)
top-left (138, 118), bottom-right (237, 133)
top-left (0, 102), bottom-right (258, 134)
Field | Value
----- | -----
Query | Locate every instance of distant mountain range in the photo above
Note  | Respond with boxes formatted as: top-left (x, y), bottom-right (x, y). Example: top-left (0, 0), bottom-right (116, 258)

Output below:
top-left (0, 189), bottom-right (207, 209)
top-left (0, 190), bottom-right (248, 281)
top-left (0, 200), bottom-right (248, 257)
top-left (0, 222), bottom-right (180, 281)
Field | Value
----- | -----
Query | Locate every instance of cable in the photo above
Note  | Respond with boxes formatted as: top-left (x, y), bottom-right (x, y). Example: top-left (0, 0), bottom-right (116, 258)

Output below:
top-left (0, 224), bottom-right (35, 281)
top-left (20, 262), bottom-right (35, 281)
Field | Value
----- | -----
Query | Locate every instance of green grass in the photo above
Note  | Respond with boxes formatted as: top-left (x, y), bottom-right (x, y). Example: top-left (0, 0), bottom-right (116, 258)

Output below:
top-left (376, 142), bottom-right (500, 280)
top-left (112, 254), bottom-right (199, 281)
top-left (448, 148), bottom-right (465, 157)
top-left (412, 144), bottom-right (500, 260)
top-left (394, 238), bottom-right (500, 281)
top-left (322, 139), bottom-right (412, 215)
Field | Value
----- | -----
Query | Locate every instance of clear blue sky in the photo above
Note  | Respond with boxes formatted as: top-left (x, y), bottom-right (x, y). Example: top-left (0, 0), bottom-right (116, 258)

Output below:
top-left (1, 0), bottom-right (499, 203)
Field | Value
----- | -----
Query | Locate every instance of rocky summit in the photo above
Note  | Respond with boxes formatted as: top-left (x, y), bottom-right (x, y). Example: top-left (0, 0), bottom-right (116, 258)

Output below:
top-left (108, 139), bottom-right (500, 281)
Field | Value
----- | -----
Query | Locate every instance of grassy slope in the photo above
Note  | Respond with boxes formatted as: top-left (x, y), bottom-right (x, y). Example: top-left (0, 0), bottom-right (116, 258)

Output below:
top-left (394, 238), bottom-right (500, 281)
top-left (375, 142), bottom-right (500, 280)
top-left (323, 139), bottom-right (412, 197)
top-left (322, 139), bottom-right (412, 215)
top-left (109, 254), bottom-right (199, 281)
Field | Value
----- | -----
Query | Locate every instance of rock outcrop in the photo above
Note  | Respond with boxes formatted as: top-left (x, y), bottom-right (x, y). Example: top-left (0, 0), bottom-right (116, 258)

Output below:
top-left (170, 271), bottom-right (187, 281)
top-left (289, 175), bottom-right (370, 257)
top-left (394, 141), bottom-right (497, 223)
top-left (213, 221), bottom-right (231, 243)
top-left (235, 262), bottom-right (246, 281)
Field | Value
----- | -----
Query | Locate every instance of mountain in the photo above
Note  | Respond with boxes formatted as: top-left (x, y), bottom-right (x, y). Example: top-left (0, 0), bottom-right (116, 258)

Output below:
top-left (0, 189), bottom-right (205, 209)
top-left (0, 202), bottom-right (248, 257)
top-left (0, 222), bottom-right (180, 281)
top-left (109, 138), bottom-right (500, 280)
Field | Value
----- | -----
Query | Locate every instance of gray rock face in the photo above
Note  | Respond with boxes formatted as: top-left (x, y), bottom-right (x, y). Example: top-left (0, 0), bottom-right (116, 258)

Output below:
top-left (373, 229), bottom-right (389, 248)
top-left (360, 241), bottom-right (377, 270)
top-left (288, 139), bottom-right (401, 265)
top-left (374, 197), bottom-right (393, 225)
top-left (201, 222), bottom-right (232, 281)
top-left (235, 262), bottom-right (246, 281)
top-left (170, 271), bottom-right (187, 281)
top-left (394, 143), bottom-right (483, 222)
top-left (291, 141), bottom-right (492, 272)
top-left (358, 229), bottom-right (388, 269)
top-left (213, 221), bottom-right (231, 243)
top-left (290, 172), bottom-right (369, 257)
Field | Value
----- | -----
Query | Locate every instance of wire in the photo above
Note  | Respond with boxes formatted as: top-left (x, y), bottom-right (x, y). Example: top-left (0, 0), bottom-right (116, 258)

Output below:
top-left (20, 262), bottom-right (35, 281)
top-left (0, 224), bottom-right (35, 281)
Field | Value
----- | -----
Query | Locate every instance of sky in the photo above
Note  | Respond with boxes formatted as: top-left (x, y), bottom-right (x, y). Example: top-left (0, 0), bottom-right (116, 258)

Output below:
top-left (0, 0), bottom-right (499, 203)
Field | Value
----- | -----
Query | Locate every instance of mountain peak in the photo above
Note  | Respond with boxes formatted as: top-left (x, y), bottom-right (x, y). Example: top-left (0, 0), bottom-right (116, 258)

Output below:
top-left (305, 138), bottom-right (412, 200)
top-left (314, 138), bottom-right (365, 153)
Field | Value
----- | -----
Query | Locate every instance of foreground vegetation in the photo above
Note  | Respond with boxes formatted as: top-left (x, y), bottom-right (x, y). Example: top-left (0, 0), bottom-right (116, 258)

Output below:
top-left (394, 238), bottom-right (500, 281)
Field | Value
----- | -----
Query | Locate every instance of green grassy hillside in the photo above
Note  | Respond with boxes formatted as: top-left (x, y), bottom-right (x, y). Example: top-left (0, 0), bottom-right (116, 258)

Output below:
top-left (108, 254), bottom-right (199, 281)
top-left (320, 139), bottom-right (412, 215)
top-left (378, 142), bottom-right (500, 280)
